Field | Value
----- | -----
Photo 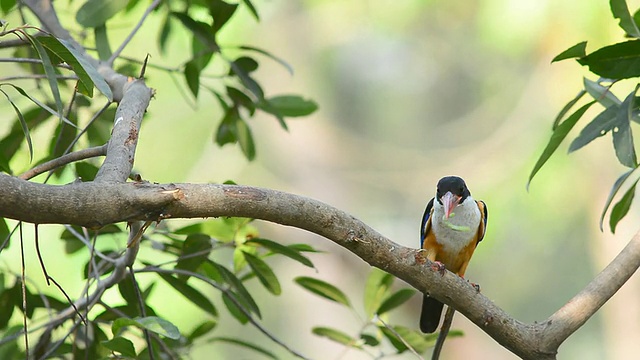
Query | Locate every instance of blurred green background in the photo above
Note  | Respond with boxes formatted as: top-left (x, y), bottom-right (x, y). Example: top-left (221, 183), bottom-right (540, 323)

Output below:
top-left (2, 0), bottom-right (640, 359)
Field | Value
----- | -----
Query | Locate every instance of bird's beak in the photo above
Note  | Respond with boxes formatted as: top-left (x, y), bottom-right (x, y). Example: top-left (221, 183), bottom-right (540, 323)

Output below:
top-left (441, 191), bottom-right (460, 219)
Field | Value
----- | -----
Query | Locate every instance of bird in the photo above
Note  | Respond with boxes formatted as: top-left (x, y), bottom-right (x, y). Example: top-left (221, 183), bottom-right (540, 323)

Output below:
top-left (419, 176), bottom-right (487, 333)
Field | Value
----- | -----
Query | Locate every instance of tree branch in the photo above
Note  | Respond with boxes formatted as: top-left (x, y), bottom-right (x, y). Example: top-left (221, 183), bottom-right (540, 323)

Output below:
top-left (19, 144), bottom-right (107, 180)
top-left (2, 175), bottom-right (637, 359)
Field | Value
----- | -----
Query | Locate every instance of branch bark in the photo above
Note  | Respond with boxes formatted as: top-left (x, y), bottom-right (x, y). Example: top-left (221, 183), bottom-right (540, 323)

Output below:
top-left (1, 174), bottom-right (638, 359)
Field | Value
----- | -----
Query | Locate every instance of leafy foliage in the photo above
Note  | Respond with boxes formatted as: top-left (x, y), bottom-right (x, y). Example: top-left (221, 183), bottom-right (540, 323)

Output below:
top-left (530, 0), bottom-right (640, 232)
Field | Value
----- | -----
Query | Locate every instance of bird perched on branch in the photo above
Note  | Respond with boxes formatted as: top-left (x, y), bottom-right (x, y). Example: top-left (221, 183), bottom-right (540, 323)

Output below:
top-left (419, 176), bottom-right (487, 334)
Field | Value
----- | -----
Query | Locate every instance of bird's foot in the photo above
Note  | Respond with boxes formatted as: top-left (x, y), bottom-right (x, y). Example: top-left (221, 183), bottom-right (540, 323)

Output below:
top-left (430, 261), bottom-right (446, 276)
top-left (468, 280), bottom-right (481, 293)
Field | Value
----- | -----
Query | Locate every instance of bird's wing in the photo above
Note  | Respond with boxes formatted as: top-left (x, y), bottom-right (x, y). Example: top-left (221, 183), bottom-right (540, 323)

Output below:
top-left (475, 200), bottom-right (488, 245)
top-left (420, 197), bottom-right (435, 248)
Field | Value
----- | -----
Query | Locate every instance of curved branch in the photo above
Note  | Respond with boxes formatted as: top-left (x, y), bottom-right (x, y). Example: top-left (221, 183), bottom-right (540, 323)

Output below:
top-left (19, 144), bottom-right (107, 180)
top-left (3, 175), bottom-right (636, 359)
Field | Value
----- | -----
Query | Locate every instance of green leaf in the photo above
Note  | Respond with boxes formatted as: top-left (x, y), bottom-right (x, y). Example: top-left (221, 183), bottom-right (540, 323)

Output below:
top-left (364, 269), bottom-right (394, 318)
top-left (379, 325), bottom-right (454, 354)
top-left (609, 179), bottom-right (638, 233)
top-left (230, 56), bottom-right (259, 74)
top-left (312, 327), bottom-right (359, 347)
top-left (0, 0), bottom-right (16, 13)
top-left (235, 117), bottom-right (256, 160)
top-left (208, 337), bottom-right (276, 359)
top-left (229, 60), bottom-right (264, 100)
top-left (158, 273), bottom-right (218, 316)
top-left (175, 234), bottom-right (212, 279)
top-left (137, 316), bottom-right (181, 340)
top-left (578, 40), bottom-right (640, 80)
top-left (259, 95), bottom-right (318, 117)
top-left (528, 101), bottom-right (595, 189)
top-left (184, 60), bottom-right (201, 98)
top-left (552, 41), bottom-right (587, 62)
top-left (247, 238), bottom-right (314, 268)
top-left (208, 0), bottom-right (239, 33)
top-left (227, 86), bottom-right (255, 114)
top-left (583, 78), bottom-right (620, 108)
top-left (600, 168), bottom-right (639, 230)
top-left (171, 12), bottom-right (217, 50)
top-left (242, 252), bottom-right (281, 295)
top-left (5, 84), bottom-right (74, 127)
top-left (158, 12), bottom-right (173, 54)
top-left (376, 289), bottom-right (416, 315)
top-left (216, 107), bottom-right (239, 146)
top-left (188, 320), bottom-right (217, 341)
top-left (94, 25), bottom-right (112, 61)
top-left (569, 105), bottom-right (618, 152)
top-left (240, 0), bottom-right (260, 20)
top-left (76, 0), bottom-right (130, 27)
top-left (613, 87), bottom-right (639, 167)
top-left (213, 262), bottom-right (261, 316)
top-left (75, 161), bottom-right (100, 181)
top-left (24, 34), bottom-right (63, 122)
top-left (360, 333), bottom-right (380, 346)
top-left (610, 0), bottom-right (640, 38)
top-left (552, 90), bottom-right (586, 130)
top-left (101, 337), bottom-right (136, 357)
top-left (38, 36), bottom-right (113, 100)
top-left (222, 291), bottom-right (249, 324)
top-left (0, 89), bottom-right (32, 161)
top-left (295, 276), bottom-right (350, 307)
top-left (240, 45), bottom-right (292, 74)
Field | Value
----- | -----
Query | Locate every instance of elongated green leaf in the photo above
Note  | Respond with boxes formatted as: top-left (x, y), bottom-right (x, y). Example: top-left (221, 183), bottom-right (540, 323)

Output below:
top-left (295, 276), bottom-right (350, 307)
top-left (222, 291), bottom-right (249, 324)
top-left (76, 0), bottom-right (130, 27)
top-left (380, 325), bottom-right (461, 354)
top-left (364, 269), bottom-right (394, 318)
top-left (175, 234), bottom-right (212, 279)
top-left (312, 327), bottom-right (359, 347)
top-left (240, 0), bottom-right (260, 20)
top-left (216, 107), bottom-right (239, 146)
top-left (171, 12), bottom-right (217, 50)
top-left (578, 40), bottom-right (640, 80)
top-left (528, 101), bottom-right (595, 189)
top-left (0, 89), bottom-right (32, 161)
top-left (158, 273), bottom-right (218, 316)
top-left (235, 117), bottom-right (256, 160)
top-left (158, 12), bottom-right (172, 54)
top-left (552, 90), bottom-right (586, 130)
top-left (1, 0), bottom-right (16, 13)
top-left (259, 95), bottom-right (318, 117)
top-left (184, 60), bottom-right (201, 98)
top-left (94, 25), bottom-right (112, 61)
top-left (242, 252), bottom-right (281, 295)
top-left (24, 34), bottom-right (63, 121)
top-left (240, 45), bottom-right (292, 74)
top-left (610, 179), bottom-right (638, 233)
top-left (552, 41), bottom-right (587, 62)
top-left (583, 78), bottom-right (620, 108)
top-left (376, 289), bottom-right (416, 315)
top-left (208, 337), bottom-right (276, 359)
top-left (188, 320), bottom-right (217, 341)
top-left (600, 168), bottom-right (639, 230)
top-left (612, 88), bottom-right (639, 167)
top-left (101, 337), bottom-right (136, 357)
top-left (569, 105), bottom-right (618, 152)
top-left (247, 238), bottom-right (314, 267)
top-left (212, 262), bottom-right (261, 316)
top-left (137, 316), bottom-right (181, 339)
top-left (5, 84), bottom-right (75, 127)
top-left (610, 0), bottom-right (640, 38)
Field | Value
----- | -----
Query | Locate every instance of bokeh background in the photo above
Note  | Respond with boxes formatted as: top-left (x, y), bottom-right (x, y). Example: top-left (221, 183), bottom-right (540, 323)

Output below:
top-left (2, 0), bottom-right (640, 359)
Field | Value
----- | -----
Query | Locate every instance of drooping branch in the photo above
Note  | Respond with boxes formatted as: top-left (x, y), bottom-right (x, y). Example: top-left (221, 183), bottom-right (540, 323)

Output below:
top-left (2, 173), bottom-right (637, 359)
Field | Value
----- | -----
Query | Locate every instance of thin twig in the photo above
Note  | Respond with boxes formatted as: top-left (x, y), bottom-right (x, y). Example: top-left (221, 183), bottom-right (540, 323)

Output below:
top-left (108, 0), bottom-right (162, 65)
top-left (19, 222), bottom-right (29, 359)
top-left (431, 306), bottom-right (455, 360)
top-left (19, 144), bottom-right (108, 180)
top-left (377, 316), bottom-right (423, 360)
top-left (0, 74), bottom-right (78, 81)
top-left (129, 266), bottom-right (155, 359)
top-left (0, 57), bottom-right (72, 69)
top-left (34, 224), bottom-right (50, 285)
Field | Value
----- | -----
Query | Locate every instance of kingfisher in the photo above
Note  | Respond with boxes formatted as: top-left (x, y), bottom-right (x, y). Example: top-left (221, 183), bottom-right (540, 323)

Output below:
top-left (419, 176), bottom-right (488, 333)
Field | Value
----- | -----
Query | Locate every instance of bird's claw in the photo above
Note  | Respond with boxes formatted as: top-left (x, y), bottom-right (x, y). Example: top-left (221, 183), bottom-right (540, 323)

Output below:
top-left (430, 261), bottom-right (446, 276)
top-left (468, 281), bottom-right (481, 293)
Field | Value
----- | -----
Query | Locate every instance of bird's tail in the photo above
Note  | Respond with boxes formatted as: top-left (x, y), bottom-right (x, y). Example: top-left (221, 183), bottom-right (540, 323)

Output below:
top-left (419, 295), bottom-right (444, 333)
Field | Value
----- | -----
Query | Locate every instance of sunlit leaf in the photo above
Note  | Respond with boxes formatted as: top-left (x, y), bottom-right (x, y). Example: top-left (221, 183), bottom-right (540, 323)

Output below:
top-left (609, 179), bottom-right (637, 233)
top-left (552, 41), bottom-right (587, 62)
top-left (137, 316), bottom-right (181, 339)
top-left (295, 276), bottom-right (350, 307)
top-left (222, 291), bottom-right (249, 324)
top-left (364, 269), bottom-right (394, 318)
top-left (242, 252), bottom-right (281, 295)
top-left (578, 40), bottom-right (640, 80)
top-left (528, 101), bottom-right (595, 189)
top-left (610, 0), bottom-right (640, 38)
top-left (213, 262), bottom-right (261, 316)
top-left (188, 320), bottom-right (217, 341)
top-left (583, 78), bottom-right (620, 108)
top-left (240, 0), bottom-right (260, 20)
top-left (259, 95), bottom-right (318, 117)
top-left (24, 34), bottom-right (63, 122)
top-left (379, 325), bottom-right (457, 354)
top-left (175, 233), bottom-right (212, 279)
top-left (312, 327), bottom-right (359, 347)
top-left (208, 0), bottom-right (238, 33)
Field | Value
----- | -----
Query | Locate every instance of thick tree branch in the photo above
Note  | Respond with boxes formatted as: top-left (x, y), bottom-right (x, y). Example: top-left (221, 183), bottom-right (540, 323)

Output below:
top-left (2, 174), bottom-right (637, 359)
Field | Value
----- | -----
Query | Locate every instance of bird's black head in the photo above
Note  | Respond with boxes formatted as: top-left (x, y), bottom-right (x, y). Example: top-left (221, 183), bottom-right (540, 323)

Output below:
top-left (436, 176), bottom-right (470, 204)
